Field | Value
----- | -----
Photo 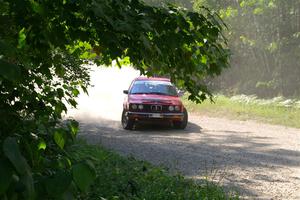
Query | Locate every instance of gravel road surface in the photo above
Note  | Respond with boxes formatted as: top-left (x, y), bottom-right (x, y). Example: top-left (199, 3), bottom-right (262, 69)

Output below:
top-left (68, 66), bottom-right (300, 199)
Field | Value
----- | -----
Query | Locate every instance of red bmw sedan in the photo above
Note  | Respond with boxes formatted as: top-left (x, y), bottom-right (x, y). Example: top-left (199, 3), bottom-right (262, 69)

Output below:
top-left (122, 77), bottom-right (188, 130)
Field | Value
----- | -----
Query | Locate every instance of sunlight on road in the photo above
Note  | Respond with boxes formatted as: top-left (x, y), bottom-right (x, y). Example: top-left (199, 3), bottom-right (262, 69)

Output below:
top-left (67, 65), bottom-right (140, 121)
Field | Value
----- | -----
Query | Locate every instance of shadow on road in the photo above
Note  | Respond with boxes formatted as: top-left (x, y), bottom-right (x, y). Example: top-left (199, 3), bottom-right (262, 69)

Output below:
top-left (78, 117), bottom-right (300, 198)
top-left (133, 121), bottom-right (202, 134)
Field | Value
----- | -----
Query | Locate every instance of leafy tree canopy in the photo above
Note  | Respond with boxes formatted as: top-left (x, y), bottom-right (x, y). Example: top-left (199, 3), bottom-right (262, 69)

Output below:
top-left (193, 0), bottom-right (300, 97)
top-left (0, 0), bottom-right (229, 198)
top-left (1, 0), bottom-right (229, 104)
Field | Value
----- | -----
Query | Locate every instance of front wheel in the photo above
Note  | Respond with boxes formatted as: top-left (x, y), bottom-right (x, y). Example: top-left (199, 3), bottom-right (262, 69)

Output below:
top-left (121, 110), bottom-right (134, 130)
top-left (173, 108), bottom-right (188, 129)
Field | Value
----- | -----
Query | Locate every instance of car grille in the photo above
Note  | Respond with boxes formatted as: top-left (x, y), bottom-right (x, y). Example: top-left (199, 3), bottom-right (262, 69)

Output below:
top-left (130, 104), bottom-right (177, 113)
top-left (150, 105), bottom-right (162, 112)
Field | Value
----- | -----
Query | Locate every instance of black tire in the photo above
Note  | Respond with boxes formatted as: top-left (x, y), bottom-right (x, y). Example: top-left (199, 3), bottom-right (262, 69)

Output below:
top-left (121, 109), bottom-right (134, 130)
top-left (173, 108), bottom-right (188, 129)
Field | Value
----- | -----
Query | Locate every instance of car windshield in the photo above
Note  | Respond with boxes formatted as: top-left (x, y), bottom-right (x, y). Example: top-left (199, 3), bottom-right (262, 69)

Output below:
top-left (130, 80), bottom-right (178, 96)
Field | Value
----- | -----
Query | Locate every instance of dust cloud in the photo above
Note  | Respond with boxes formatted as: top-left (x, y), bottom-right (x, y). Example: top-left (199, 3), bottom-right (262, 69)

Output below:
top-left (66, 65), bottom-right (140, 122)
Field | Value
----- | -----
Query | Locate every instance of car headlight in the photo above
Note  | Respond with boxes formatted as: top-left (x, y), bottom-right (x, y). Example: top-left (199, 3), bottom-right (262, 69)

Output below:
top-left (131, 104), bottom-right (137, 109)
top-left (175, 105), bottom-right (180, 111)
top-left (168, 105), bottom-right (174, 111)
top-left (138, 104), bottom-right (144, 110)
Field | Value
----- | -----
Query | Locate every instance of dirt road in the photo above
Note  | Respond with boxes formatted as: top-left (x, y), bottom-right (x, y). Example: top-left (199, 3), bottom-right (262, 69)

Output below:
top-left (68, 66), bottom-right (300, 199)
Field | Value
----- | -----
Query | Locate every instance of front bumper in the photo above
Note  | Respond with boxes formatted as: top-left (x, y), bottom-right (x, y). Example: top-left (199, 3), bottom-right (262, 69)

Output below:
top-left (127, 111), bottom-right (184, 121)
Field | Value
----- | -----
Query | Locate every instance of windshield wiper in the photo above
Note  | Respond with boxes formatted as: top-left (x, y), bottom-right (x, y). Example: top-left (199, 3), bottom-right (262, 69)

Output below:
top-left (147, 92), bottom-right (172, 96)
top-left (131, 92), bottom-right (176, 96)
top-left (130, 92), bottom-right (149, 94)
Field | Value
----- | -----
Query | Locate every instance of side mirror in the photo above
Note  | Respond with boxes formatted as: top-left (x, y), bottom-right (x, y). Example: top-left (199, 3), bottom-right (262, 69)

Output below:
top-left (177, 90), bottom-right (185, 97)
top-left (123, 90), bottom-right (128, 94)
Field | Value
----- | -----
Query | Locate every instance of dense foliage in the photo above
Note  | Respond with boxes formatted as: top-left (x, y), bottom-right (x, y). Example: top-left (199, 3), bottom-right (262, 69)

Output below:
top-left (0, 0), bottom-right (229, 199)
top-left (193, 0), bottom-right (300, 97)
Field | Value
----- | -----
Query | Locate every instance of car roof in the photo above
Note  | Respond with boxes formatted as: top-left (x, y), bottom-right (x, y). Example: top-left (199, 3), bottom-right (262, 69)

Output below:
top-left (134, 76), bottom-right (170, 82)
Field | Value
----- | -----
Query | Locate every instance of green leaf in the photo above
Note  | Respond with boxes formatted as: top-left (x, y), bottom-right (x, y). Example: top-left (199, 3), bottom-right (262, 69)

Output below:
top-left (3, 138), bottom-right (35, 199)
top-left (72, 162), bottom-right (96, 192)
top-left (20, 173), bottom-right (35, 200)
top-left (68, 120), bottom-right (79, 137)
top-left (55, 65), bottom-right (65, 77)
top-left (18, 28), bottom-right (26, 49)
top-left (57, 88), bottom-right (64, 98)
top-left (253, 7), bottom-right (263, 15)
top-left (38, 139), bottom-right (46, 150)
top-left (201, 55), bottom-right (207, 64)
top-left (3, 137), bottom-right (30, 175)
top-left (0, 159), bottom-right (13, 195)
top-left (81, 85), bottom-right (88, 94)
top-left (55, 102), bottom-right (67, 114)
top-left (46, 170), bottom-right (72, 196)
top-left (0, 59), bottom-right (21, 82)
top-left (30, 0), bottom-right (44, 15)
top-left (68, 99), bottom-right (78, 108)
top-left (72, 88), bottom-right (80, 97)
top-left (54, 129), bottom-right (65, 149)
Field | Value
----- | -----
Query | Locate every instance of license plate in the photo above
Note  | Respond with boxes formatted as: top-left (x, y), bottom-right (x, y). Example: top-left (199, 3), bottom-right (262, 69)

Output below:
top-left (151, 113), bottom-right (162, 118)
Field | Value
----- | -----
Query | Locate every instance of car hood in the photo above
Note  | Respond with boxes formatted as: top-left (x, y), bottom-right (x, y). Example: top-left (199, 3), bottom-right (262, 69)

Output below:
top-left (128, 94), bottom-right (182, 105)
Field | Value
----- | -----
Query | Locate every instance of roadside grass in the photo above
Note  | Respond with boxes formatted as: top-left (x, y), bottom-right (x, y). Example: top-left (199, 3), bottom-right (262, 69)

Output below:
top-left (69, 140), bottom-right (238, 199)
top-left (183, 94), bottom-right (300, 128)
